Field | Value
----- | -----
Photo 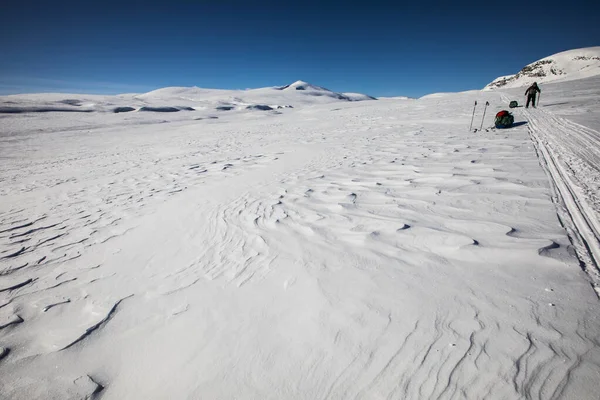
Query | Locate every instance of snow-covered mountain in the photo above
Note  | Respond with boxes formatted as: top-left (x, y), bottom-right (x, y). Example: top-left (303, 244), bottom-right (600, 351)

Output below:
top-left (138, 80), bottom-right (376, 104)
top-left (377, 95), bottom-right (415, 100)
top-left (0, 80), bottom-right (376, 115)
top-left (484, 47), bottom-right (600, 90)
top-left (274, 80), bottom-right (377, 101)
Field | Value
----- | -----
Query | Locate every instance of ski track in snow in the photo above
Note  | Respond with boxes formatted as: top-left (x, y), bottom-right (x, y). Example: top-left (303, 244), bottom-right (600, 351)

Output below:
top-left (1, 84), bottom-right (600, 399)
top-left (524, 107), bottom-right (600, 291)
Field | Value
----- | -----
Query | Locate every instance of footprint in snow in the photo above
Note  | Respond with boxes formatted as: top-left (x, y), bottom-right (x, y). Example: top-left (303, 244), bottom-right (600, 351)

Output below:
top-left (172, 304), bottom-right (189, 316)
top-left (283, 277), bottom-right (297, 290)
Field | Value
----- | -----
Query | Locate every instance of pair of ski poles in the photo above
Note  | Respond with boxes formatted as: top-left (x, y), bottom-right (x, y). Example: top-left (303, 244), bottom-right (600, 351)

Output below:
top-left (469, 101), bottom-right (489, 132)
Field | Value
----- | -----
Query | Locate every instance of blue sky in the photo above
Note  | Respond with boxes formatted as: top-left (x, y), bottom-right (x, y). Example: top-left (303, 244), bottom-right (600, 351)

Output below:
top-left (1, 0), bottom-right (598, 97)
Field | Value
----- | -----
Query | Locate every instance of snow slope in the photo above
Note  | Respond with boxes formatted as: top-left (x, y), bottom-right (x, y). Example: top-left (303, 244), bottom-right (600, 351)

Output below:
top-left (484, 47), bottom-right (600, 90)
top-left (1, 80), bottom-right (600, 399)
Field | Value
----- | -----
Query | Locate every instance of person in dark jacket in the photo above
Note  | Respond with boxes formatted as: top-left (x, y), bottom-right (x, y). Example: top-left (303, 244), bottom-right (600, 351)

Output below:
top-left (525, 82), bottom-right (541, 108)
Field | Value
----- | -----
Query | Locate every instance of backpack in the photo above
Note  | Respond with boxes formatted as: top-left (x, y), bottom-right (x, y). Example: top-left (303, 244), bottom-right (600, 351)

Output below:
top-left (509, 101), bottom-right (518, 108)
top-left (495, 110), bottom-right (514, 129)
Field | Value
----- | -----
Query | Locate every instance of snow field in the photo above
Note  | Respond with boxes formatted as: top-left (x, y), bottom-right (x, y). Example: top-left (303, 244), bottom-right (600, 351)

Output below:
top-left (1, 83), bottom-right (600, 399)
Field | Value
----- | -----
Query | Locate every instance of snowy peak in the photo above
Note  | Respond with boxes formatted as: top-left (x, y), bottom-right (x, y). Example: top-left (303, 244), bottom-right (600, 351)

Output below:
top-left (484, 47), bottom-right (600, 90)
top-left (275, 80), bottom-right (376, 101)
top-left (278, 80), bottom-right (328, 92)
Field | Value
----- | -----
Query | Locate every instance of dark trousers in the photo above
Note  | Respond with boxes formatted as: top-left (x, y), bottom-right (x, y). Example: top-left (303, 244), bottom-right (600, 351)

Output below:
top-left (526, 94), bottom-right (536, 108)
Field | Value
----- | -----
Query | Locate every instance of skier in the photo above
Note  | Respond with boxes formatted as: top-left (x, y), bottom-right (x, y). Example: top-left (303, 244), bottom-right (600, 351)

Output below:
top-left (525, 82), bottom-right (541, 108)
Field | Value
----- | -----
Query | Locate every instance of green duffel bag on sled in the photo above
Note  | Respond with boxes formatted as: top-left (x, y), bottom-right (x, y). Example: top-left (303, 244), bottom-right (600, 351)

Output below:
top-left (495, 110), bottom-right (514, 129)
top-left (509, 101), bottom-right (518, 108)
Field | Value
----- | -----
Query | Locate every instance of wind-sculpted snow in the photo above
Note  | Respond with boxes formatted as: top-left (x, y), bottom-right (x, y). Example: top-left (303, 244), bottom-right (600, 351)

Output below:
top-left (246, 104), bottom-right (274, 111)
top-left (0, 84), bottom-right (599, 399)
top-left (113, 106), bottom-right (136, 113)
top-left (139, 106), bottom-right (195, 112)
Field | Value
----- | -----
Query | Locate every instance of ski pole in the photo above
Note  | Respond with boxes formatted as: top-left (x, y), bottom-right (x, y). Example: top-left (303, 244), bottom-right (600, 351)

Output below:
top-left (479, 101), bottom-right (489, 131)
top-left (537, 92), bottom-right (541, 107)
top-left (469, 101), bottom-right (477, 131)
